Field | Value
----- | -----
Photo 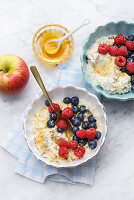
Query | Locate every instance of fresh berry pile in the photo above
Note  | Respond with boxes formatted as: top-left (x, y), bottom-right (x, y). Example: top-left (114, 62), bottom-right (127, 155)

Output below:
top-left (98, 34), bottom-right (134, 93)
top-left (45, 96), bottom-right (102, 160)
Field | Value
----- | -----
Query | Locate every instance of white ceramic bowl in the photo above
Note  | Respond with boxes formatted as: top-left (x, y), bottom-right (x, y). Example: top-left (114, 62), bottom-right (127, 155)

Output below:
top-left (24, 85), bottom-right (107, 168)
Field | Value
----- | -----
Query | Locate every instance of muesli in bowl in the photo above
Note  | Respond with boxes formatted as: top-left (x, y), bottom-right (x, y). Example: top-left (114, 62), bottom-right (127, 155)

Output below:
top-left (81, 21), bottom-right (134, 100)
top-left (33, 96), bottom-right (102, 163)
top-left (86, 34), bottom-right (134, 94)
top-left (24, 85), bottom-right (107, 168)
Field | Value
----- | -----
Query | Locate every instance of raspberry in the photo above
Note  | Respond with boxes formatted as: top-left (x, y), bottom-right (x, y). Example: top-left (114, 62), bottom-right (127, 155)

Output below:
top-left (57, 120), bottom-right (67, 131)
top-left (62, 107), bottom-right (73, 119)
top-left (118, 46), bottom-right (128, 56)
top-left (76, 129), bottom-right (86, 139)
top-left (74, 147), bottom-right (85, 157)
top-left (126, 62), bottom-right (134, 73)
top-left (48, 103), bottom-right (60, 113)
top-left (114, 34), bottom-right (126, 44)
top-left (86, 128), bottom-right (96, 140)
top-left (115, 56), bottom-right (126, 67)
top-left (125, 41), bottom-right (134, 51)
top-left (109, 46), bottom-right (118, 56)
top-left (58, 147), bottom-right (69, 159)
top-left (98, 44), bottom-right (109, 55)
top-left (59, 139), bottom-right (69, 148)
top-left (69, 140), bottom-right (78, 150)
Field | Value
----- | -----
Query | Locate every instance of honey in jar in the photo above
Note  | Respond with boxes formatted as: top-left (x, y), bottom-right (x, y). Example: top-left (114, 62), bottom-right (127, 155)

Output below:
top-left (35, 28), bottom-right (71, 64)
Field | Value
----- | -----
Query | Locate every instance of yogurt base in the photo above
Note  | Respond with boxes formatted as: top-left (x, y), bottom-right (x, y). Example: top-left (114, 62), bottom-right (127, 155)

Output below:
top-left (86, 36), bottom-right (131, 94)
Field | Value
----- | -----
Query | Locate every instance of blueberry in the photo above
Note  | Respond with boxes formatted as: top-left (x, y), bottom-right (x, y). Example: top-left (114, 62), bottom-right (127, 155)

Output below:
top-left (131, 85), bottom-right (134, 93)
top-left (131, 53), bottom-right (134, 59)
top-left (127, 57), bottom-right (133, 62)
top-left (73, 135), bottom-right (80, 142)
top-left (79, 138), bottom-right (88, 146)
top-left (72, 118), bottom-right (81, 126)
top-left (95, 131), bottom-right (101, 140)
top-left (89, 122), bottom-right (97, 129)
top-left (45, 100), bottom-right (50, 107)
top-left (72, 126), bottom-right (79, 134)
top-left (120, 66), bottom-right (126, 72)
top-left (63, 97), bottom-right (71, 104)
top-left (71, 96), bottom-right (79, 106)
top-left (127, 35), bottom-right (134, 41)
top-left (79, 105), bottom-right (86, 113)
top-left (77, 113), bottom-right (84, 121)
top-left (88, 140), bottom-right (97, 149)
top-left (70, 115), bottom-right (76, 123)
top-left (82, 121), bottom-right (89, 130)
top-left (57, 128), bottom-right (63, 133)
top-left (72, 106), bottom-right (79, 114)
top-left (131, 77), bottom-right (134, 85)
top-left (47, 120), bottom-right (55, 128)
top-left (88, 115), bottom-right (96, 123)
top-left (50, 113), bottom-right (57, 121)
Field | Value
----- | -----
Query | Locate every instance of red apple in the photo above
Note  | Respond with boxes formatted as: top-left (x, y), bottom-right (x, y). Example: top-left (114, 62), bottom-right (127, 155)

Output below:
top-left (0, 55), bottom-right (29, 95)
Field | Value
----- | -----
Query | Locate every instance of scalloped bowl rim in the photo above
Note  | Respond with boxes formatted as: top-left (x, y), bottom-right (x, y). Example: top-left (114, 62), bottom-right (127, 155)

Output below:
top-left (81, 21), bottom-right (134, 101)
top-left (23, 85), bottom-right (108, 168)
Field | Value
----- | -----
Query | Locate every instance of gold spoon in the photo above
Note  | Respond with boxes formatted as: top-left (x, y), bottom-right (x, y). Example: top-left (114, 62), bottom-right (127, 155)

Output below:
top-left (30, 66), bottom-right (73, 138)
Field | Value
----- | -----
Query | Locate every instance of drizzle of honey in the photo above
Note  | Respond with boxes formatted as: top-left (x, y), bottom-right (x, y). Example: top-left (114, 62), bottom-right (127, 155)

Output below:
top-left (93, 57), bottom-right (116, 76)
top-left (36, 29), bottom-right (70, 63)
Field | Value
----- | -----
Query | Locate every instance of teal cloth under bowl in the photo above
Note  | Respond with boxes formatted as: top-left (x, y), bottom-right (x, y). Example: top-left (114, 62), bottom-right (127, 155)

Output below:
top-left (81, 21), bottom-right (134, 101)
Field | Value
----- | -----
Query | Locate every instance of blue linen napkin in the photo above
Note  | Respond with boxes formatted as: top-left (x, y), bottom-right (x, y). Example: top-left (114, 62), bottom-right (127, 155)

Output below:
top-left (1, 60), bottom-right (100, 185)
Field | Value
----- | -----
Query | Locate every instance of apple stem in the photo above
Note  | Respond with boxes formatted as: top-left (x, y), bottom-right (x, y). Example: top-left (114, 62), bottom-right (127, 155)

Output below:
top-left (0, 69), bottom-right (4, 72)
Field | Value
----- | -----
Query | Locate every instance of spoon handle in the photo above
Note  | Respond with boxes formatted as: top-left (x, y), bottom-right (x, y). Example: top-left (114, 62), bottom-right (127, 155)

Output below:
top-left (30, 66), bottom-right (57, 113)
top-left (60, 18), bottom-right (90, 43)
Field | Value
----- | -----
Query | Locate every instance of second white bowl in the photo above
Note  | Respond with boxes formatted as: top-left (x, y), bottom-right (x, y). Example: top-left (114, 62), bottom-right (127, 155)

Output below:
top-left (24, 85), bottom-right (107, 168)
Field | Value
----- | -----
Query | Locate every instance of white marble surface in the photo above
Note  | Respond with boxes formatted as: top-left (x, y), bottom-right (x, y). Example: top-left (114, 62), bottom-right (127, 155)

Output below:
top-left (0, 0), bottom-right (134, 199)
